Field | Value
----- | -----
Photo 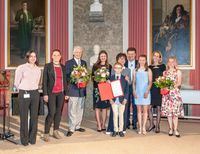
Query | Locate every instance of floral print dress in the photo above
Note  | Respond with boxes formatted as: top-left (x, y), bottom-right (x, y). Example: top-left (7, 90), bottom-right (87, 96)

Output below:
top-left (161, 70), bottom-right (184, 117)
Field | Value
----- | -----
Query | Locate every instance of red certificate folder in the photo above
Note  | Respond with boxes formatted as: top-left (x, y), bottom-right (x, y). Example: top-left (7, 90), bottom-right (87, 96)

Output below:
top-left (98, 82), bottom-right (114, 101)
top-left (98, 80), bottom-right (124, 101)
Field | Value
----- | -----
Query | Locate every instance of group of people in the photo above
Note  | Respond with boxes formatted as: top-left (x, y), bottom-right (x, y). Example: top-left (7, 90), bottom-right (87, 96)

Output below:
top-left (14, 46), bottom-right (184, 146)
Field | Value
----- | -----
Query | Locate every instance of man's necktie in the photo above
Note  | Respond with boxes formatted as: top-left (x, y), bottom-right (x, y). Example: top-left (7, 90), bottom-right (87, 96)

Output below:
top-left (78, 60), bottom-right (81, 66)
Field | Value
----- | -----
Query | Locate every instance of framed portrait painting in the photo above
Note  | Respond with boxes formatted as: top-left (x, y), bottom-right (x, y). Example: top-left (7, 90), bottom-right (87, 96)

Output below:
top-left (150, 0), bottom-right (195, 69)
top-left (6, 0), bottom-right (48, 67)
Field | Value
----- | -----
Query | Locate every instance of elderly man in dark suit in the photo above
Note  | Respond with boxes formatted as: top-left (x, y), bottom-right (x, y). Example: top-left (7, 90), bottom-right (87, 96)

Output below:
top-left (124, 47), bottom-right (138, 130)
top-left (65, 46), bottom-right (87, 137)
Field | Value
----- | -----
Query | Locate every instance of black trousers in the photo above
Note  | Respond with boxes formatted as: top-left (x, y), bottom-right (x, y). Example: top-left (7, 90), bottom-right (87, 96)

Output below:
top-left (18, 90), bottom-right (40, 145)
top-left (44, 92), bottom-right (64, 134)
top-left (127, 85), bottom-right (137, 127)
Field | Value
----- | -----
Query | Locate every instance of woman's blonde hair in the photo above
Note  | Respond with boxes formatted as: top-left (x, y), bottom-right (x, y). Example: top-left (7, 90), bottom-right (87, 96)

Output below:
top-left (166, 56), bottom-right (178, 70)
top-left (151, 51), bottom-right (163, 64)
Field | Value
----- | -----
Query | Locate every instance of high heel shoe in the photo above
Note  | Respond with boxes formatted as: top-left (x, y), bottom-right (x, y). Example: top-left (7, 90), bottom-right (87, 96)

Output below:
top-left (142, 128), bottom-right (147, 135)
top-left (168, 129), bottom-right (173, 136)
top-left (97, 126), bottom-right (102, 132)
top-left (174, 130), bottom-right (180, 138)
top-left (147, 125), bottom-right (155, 132)
top-left (155, 126), bottom-right (160, 133)
top-left (138, 128), bottom-right (142, 134)
top-left (101, 127), bottom-right (106, 131)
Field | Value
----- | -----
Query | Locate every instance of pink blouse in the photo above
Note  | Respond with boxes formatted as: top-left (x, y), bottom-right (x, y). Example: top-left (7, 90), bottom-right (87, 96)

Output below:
top-left (14, 63), bottom-right (41, 90)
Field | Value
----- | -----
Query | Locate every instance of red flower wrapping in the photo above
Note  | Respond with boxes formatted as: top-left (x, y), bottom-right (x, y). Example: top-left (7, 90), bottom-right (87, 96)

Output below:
top-left (99, 81), bottom-right (105, 84)
top-left (77, 82), bottom-right (87, 88)
top-left (160, 88), bottom-right (170, 95)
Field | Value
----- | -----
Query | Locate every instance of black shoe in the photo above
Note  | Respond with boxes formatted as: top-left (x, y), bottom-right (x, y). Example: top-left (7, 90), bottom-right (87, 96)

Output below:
top-left (175, 130), bottom-right (180, 138)
top-left (132, 125), bottom-right (137, 130)
top-left (75, 128), bottom-right (85, 132)
top-left (112, 132), bottom-right (117, 137)
top-left (155, 127), bottom-right (160, 133)
top-left (168, 129), bottom-right (173, 136)
top-left (119, 131), bottom-right (124, 137)
top-left (29, 142), bottom-right (35, 145)
top-left (66, 131), bottom-right (73, 137)
top-left (97, 129), bottom-right (102, 132)
top-left (101, 128), bottom-right (106, 131)
top-left (22, 143), bottom-right (29, 146)
top-left (126, 126), bottom-right (130, 129)
top-left (147, 125), bottom-right (155, 132)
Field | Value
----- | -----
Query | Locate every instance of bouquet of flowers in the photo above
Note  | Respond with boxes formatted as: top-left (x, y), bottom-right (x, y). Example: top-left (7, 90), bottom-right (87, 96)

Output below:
top-left (154, 76), bottom-right (174, 95)
top-left (70, 65), bottom-right (90, 88)
top-left (93, 67), bottom-right (110, 83)
top-left (0, 70), bottom-right (10, 89)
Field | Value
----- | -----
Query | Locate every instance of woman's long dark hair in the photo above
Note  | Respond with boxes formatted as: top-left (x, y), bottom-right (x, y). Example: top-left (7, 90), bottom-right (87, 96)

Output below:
top-left (170, 4), bottom-right (188, 24)
top-left (94, 50), bottom-right (109, 69)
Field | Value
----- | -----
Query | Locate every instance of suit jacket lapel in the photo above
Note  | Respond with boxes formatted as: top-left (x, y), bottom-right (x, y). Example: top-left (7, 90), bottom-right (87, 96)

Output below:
top-left (110, 75), bottom-right (115, 81)
top-left (50, 63), bottom-right (55, 80)
top-left (72, 58), bottom-right (78, 67)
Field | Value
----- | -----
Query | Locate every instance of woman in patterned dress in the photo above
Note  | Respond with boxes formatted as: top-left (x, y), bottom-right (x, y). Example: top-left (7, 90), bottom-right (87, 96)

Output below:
top-left (161, 56), bottom-right (184, 137)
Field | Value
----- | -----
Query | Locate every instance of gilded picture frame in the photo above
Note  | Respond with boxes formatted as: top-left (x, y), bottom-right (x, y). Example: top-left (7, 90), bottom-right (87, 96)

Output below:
top-left (150, 0), bottom-right (195, 69)
top-left (7, 0), bottom-right (48, 67)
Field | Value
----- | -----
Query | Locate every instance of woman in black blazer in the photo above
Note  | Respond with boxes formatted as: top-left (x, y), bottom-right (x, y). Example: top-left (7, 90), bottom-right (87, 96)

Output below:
top-left (42, 49), bottom-right (67, 142)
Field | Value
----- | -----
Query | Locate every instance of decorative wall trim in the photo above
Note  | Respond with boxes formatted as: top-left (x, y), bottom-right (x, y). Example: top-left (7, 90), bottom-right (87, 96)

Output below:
top-left (68, 0), bottom-right (73, 59)
top-left (47, 0), bottom-right (50, 62)
top-left (123, 0), bottom-right (128, 52)
top-left (147, 0), bottom-right (196, 69)
top-left (4, 0), bottom-right (8, 69)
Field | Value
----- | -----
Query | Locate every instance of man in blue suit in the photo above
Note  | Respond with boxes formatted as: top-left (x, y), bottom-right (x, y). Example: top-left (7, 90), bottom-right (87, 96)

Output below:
top-left (124, 47), bottom-right (138, 129)
top-left (65, 46), bottom-right (87, 136)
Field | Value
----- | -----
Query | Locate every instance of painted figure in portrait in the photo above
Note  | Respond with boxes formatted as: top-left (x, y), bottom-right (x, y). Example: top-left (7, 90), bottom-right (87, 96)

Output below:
top-left (152, 2), bottom-right (190, 66)
top-left (15, 1), bottom-right (34, 58)
top-left (9, 0), bottom-right (47, 66)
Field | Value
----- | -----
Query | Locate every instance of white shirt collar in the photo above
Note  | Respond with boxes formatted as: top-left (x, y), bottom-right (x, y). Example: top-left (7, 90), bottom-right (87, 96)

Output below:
top-left (115, 74), bottom-right (121, 79)
top-left (129, 60), bottom-right (135, 63)
top-left (74, 57), bottom-right (81, 64)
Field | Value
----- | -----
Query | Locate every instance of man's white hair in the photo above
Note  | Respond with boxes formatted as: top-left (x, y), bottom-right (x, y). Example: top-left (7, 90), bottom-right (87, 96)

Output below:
top-left (73, 46), bottom-right (83, 53)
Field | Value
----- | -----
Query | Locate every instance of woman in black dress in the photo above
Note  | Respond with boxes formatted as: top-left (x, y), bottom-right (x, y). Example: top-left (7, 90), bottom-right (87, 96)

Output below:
top-left (92, 50), bottom-right (112, 131)
top-left (148, 51), bottom-right (166, 133)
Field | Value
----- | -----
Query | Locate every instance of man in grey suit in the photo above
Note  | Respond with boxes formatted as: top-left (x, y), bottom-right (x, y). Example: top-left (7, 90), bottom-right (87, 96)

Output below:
top-left (65, 46), bottom-right (87, 136)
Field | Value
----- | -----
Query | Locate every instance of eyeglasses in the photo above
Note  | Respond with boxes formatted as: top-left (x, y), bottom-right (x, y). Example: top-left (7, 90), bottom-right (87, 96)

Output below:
top-left (114, 67), bottom-right (122, 69)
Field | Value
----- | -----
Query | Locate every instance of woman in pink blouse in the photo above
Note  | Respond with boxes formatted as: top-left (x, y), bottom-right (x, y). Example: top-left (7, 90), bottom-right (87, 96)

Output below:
top-left (42, 49), bottom-right (68, 142)
top-left (14, 50), bottom-right (41, 146)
